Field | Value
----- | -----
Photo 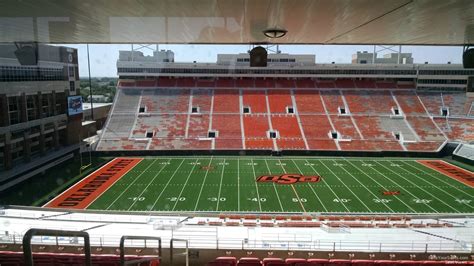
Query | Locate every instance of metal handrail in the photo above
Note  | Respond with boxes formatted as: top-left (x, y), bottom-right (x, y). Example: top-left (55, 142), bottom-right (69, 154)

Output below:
top-left (22, 228), bottom-right (91, 266)
top-left (119, 235), bottom-right (161, 266)
top-left (170, 238), bottom-right (189, 266)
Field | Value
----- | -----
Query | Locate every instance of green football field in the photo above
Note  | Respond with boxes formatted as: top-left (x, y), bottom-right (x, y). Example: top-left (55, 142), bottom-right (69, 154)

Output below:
top-left (86, 157), bottom-right (473, 214)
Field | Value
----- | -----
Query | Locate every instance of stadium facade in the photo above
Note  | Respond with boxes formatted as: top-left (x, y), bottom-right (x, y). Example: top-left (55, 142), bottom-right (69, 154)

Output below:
top-left (0, 44), bottom-right (81, 191)
top-left (96, 49), bottom-right (474, 153)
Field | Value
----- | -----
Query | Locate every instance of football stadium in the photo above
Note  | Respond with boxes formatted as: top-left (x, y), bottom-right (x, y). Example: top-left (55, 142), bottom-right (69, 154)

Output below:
top-left (1, 1), bottom-right (474, 265)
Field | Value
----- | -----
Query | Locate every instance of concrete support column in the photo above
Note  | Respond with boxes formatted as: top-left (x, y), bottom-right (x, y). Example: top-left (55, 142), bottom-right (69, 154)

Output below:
top-left (53, 122), bottom-right (60, 149)
top-left (0, 94), bottom-right (8, 127)
top-left (23, 131), bottom-right (31, 162)
top-left (20, 93), bottom-right (27, 122)
top-left (39, 123), bottom-right (45, 155)
top-left (52, 90), bottom-right (57, 116)
top-left (36, 91), bottom-right (42, 119)
top-left (3, 133), bottom-right (12, 170)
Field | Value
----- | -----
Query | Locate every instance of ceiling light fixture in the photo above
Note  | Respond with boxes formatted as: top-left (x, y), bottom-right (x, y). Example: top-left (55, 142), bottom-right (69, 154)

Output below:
top-left (263, 28), bottom-right (287, 39)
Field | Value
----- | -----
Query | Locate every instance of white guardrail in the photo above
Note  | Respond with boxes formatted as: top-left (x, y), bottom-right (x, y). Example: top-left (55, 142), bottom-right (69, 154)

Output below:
top-left (0, 232), bottom-right (471, 253)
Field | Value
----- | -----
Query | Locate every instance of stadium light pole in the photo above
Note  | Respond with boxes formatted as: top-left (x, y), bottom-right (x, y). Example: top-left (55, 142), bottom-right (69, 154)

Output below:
top-left (87, 44), bottom-right (94, 120)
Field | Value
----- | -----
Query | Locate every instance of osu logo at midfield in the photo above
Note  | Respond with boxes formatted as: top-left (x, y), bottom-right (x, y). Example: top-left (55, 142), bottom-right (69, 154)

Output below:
top-left (257, 174), bottom-right (321, 184)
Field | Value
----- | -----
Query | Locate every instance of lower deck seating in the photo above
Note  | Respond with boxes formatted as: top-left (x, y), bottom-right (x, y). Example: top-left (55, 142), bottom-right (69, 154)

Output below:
top-left (0, 251), bottom-right (159, 266)
top-left (97, 86), bottom-right (472, 152)
top-left (208, 256), bottom-right (473, 266)
top-left (433, 117), bottom-right (474, 142)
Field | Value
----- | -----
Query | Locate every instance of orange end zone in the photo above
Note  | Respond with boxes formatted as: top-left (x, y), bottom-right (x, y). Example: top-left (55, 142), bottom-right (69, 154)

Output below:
top-left (44, 157), bottom-right (142, 209)
top-left (417, 160), bottom-right (474, 188)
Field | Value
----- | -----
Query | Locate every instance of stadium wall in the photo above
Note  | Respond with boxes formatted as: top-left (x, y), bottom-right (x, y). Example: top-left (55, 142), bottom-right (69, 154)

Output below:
top-left (90, 142), bottom-right (457, 158)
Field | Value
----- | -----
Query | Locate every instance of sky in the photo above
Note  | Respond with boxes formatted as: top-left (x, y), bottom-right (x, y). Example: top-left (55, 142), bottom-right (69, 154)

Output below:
top-left (63, 44), bottom-right (464, 78)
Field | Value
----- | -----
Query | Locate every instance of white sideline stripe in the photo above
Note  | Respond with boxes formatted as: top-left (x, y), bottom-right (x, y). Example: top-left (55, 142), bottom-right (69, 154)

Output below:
top-left (216, 159), bottom-right (226, 211)
top-left (127, 158), bottom-right (171, 211)
top-left (265, 90), bottom-right (278, 151)
top-left (239, 89), bottom-right (246, 149)
top-left (96, 88), bottom-right (122, 148)
top-left (404, 161), bottom-right (474, 199)
top-left (344, 159), bottom-right (415, 212)
top-left (250, 158), bottom-right (263, 212)
top-left (335, 159), bottom-right (395, 212)
top-left (171, 158), bottom-right (200, 211)
top-left (362, 159), bottom-right (435, 212)
top-left (291, 90), bottom-right (309, 150)
top-left (43, 158), bottom-right (121, 207)
top-left (184, 90), bottom-right (193, 138)
top-left (291, 159), bottom-right (328, 212)
top-left (304, 159), bottom-right (349, 212)
top-left (396, 161), bottom-right (473, 210)
top-left (390, 90), bottom-right (420, 142)
top-left (209, 89), bottom-right (215, 150)
top-left (373, 161), bottom-right (456, 213)
top-left (277, 159), bottom-right (306, 213)
top-left (318, 159), bottom-right (373, 213)
top-left (105, 158), bottom-right (158, 210)
top-left (237, 158), bottom-right (240, 211)
top-left (128, 93), bottom-right (142, 139)
top-left (339, 90), bottom-right (364, 140)
top-left (149, 159), bottom-right (186, 211)
top-left (263, 159), bottom-right (284, 212)
top-left (319, 92), bottom-right (341, 150)
top-left (194, 157), bottom-right (214, 211)
top-left (416, 92), bottom-right (448, 140)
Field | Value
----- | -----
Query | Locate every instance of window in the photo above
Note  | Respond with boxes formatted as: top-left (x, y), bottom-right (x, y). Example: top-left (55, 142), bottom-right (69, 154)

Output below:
top-left (69, 81), bottom-right (75, 92)
top-left (287, 106), bottom-right (294, 114)
top-left (338, 107), bottom-right (347, 114)
top-left (394, 132), bottom-right (401, 140)
top-left (208, 131), bottom-right (216, 138)
top-left (139, 106), bottom-right (146, 113)
top-left (268, 131), bottom-right (277, 139)
top-left (441, 107), bottom-right (449, 116)
top-left (191, 107), bottom-right (199, 113)
top-left (243, 106), bottom-right (250, 114)
top-left (331, 131), bottom-right (339, 139)
top-left (146, 131), bottom-right (154, 138)
top-left (392, 107), bottom-right (400, 115)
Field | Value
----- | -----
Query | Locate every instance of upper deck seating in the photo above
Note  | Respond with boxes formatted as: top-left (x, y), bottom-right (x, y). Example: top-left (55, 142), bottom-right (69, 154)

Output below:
top-left (97, 82), bottom-right (472, 152)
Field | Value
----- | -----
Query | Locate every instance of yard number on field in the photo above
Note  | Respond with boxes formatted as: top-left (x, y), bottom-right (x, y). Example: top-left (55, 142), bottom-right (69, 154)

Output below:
top-left (333, 198), bottom-right (351, 203)
top-left (128, 197), bottom-right (145, 201)
top-left (167, 197), bottom-right (186, 201)
top-left (208, 197), bottom-right (226, 202)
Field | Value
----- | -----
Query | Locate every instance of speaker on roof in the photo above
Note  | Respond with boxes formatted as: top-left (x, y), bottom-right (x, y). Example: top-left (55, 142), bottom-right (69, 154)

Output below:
top-left (14, 42), bottom-right (38, 65)
top-left (250, 46), bottom-right (267, 67)
top-left (463, 48), bottom-right (474, 68)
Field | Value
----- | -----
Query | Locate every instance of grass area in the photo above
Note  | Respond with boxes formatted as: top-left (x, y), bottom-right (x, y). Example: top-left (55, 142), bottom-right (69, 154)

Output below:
top-left (87, 157), bottom-right (474, 214)
top-left (0, 156), bottom-right (110, 206)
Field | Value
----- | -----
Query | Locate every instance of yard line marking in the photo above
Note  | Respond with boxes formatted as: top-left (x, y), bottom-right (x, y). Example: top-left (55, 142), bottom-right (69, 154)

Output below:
top-left (343, 159), bottom-right (414, 212)
top-left (171, 158), bottom-right (200, 211)
top-left (216, 159), bottom-right (226, 211)
top-left (105, 159), bottom-right (159, 210)
top-left (406, 161), bottom-right (474, 199)
top-left (318, 159), bottom-right (372, 212)
top-left (291, 159), bottom-right (328, 212)
top-left (149, 159), bottom-right (186, 211)
top-left (335, 159), bottom-right (394, 212)
top-left (396, 161), bottom-right (473, 210)
top-left (263, 159), bottom-right (284, 212)
top-left (237, 158), bottom-right (240, 212)
top-left (184, 89), bottom-right (193, 138)
top-left (250, 158), bottom-right (263, 212)
top-left (277, 159), bottom-right (306, 213)
top-left (304, 159), bottom-right (350, 212)
top-left (374, 161), bottom-right (452, 213)
top-left (127, 158), bottom-right (171, 211)
top-left (194, 157), bottom-right (214, 211)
